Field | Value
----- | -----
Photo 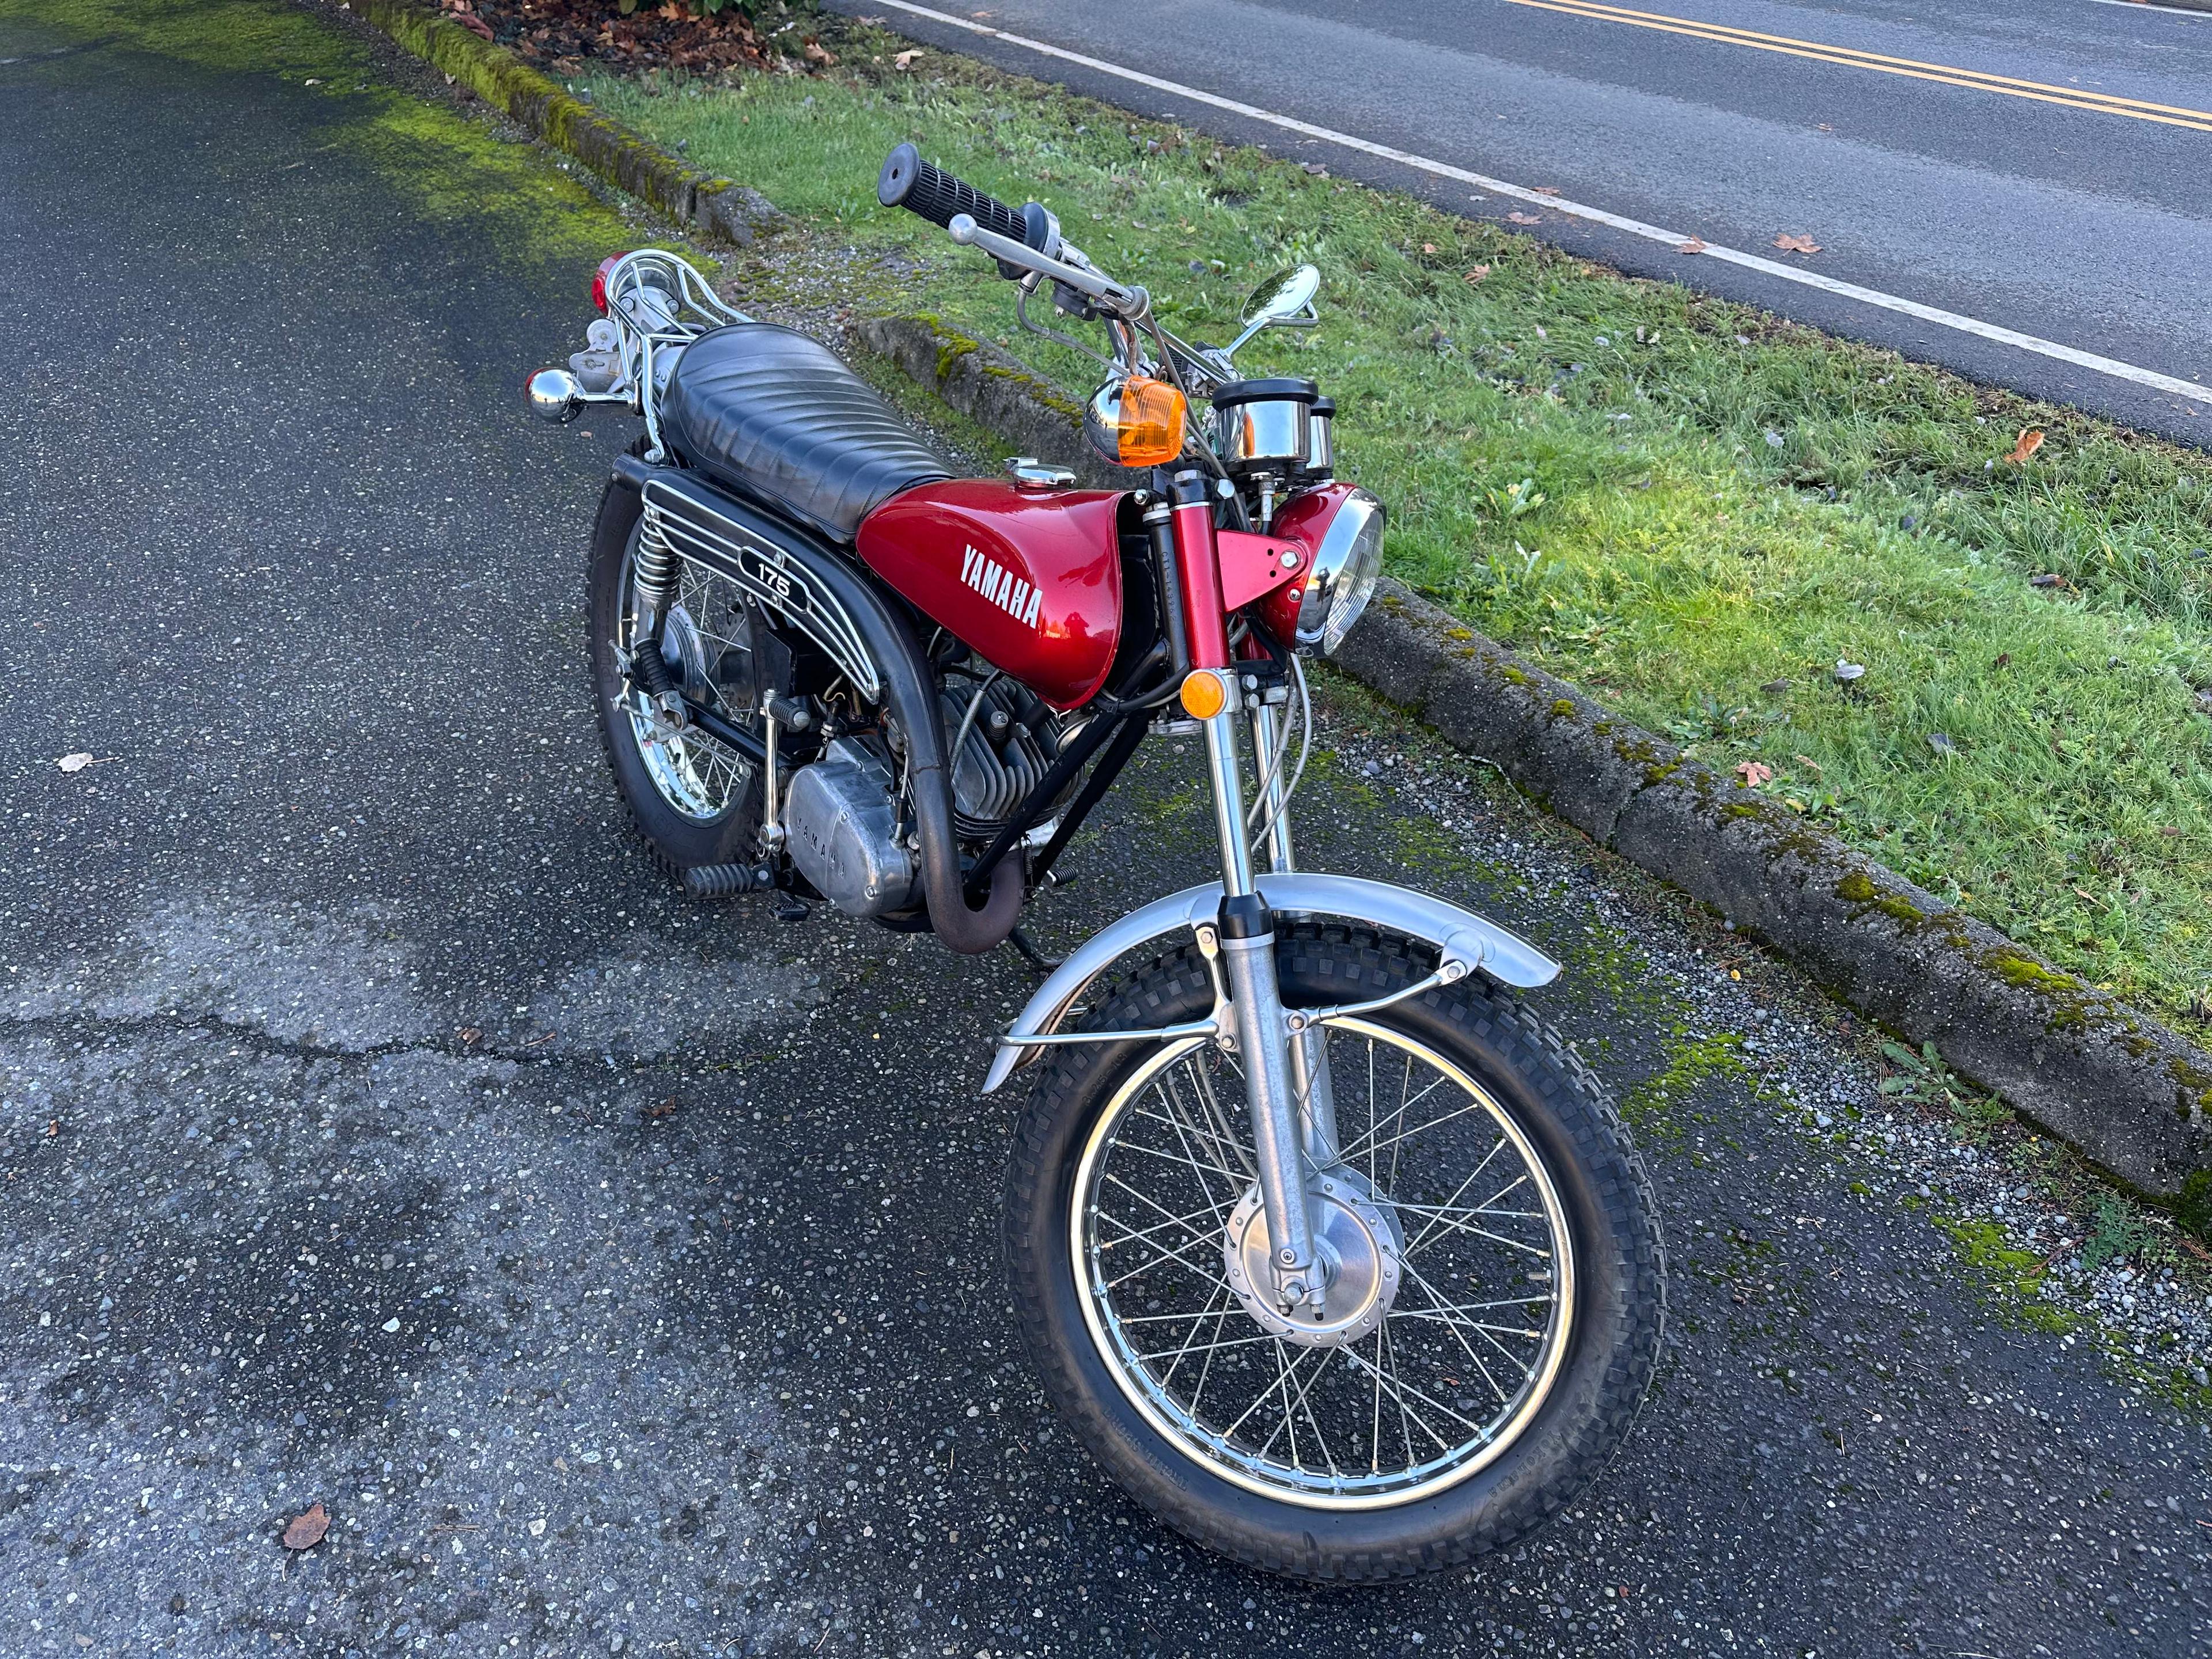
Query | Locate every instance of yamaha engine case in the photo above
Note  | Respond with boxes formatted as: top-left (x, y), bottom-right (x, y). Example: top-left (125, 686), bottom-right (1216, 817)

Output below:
top-left (783, 739), bottom-right (921, 917)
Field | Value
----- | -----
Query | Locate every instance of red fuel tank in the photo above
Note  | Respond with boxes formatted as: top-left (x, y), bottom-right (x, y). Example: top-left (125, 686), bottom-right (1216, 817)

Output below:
top-left (855, 480), bottom-right (1126, 710)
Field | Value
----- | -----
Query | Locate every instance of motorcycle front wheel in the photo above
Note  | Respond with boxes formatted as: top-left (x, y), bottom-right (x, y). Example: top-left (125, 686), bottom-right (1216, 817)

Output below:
top-left (1003, 924), bottom-right (1665, 1580)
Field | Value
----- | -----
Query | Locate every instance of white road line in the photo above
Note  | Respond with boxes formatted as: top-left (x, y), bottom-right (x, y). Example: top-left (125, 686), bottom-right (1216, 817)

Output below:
top-left (869, 0), bottom-right (2210, 409)
top-left (2086, 0), bottom-right (2210, 17)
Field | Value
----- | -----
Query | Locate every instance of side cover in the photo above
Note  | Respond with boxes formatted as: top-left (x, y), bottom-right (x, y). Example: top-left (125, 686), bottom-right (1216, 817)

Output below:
top-left (855, 480), bottom-right (1124, 710)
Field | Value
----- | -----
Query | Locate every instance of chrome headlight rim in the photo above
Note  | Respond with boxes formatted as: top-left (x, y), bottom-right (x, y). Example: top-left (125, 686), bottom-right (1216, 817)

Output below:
top-left (1294, 488), bottom-right (1386, 656)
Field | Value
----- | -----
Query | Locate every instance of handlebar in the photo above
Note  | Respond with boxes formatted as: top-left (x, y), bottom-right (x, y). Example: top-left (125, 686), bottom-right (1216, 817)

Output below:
top-left (878, 142), bottom-right (1032, 248)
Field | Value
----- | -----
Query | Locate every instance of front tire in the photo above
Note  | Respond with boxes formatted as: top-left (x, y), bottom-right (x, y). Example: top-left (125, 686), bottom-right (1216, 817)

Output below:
top-left (1002, 925), bottom-right (1665, 1580)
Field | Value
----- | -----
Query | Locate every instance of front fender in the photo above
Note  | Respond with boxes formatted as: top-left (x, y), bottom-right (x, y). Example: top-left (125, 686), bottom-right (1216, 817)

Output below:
top-left (980, 871), bottom-right (1560, 1093)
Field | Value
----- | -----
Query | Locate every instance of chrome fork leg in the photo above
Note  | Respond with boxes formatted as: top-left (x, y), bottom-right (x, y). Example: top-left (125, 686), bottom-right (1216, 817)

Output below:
top-left (1205, 702), bottom-right (1324, 1311)
top-left (1250, 699), bottom-right (1342, 1169)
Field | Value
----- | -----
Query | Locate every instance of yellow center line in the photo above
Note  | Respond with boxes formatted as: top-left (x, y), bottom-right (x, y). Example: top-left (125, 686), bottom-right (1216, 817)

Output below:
top-left (1496, 0), bottom-right (2212, 132)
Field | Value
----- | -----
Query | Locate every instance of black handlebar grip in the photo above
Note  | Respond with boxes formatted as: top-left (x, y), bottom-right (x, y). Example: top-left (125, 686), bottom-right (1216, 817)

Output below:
top-left (877, 142), bottom-right (1031, 247)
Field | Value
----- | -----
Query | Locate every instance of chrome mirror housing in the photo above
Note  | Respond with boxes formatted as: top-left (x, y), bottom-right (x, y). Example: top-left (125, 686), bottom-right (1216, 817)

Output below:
top-left (1243, 264), bottom-right (1320, 331)
top-left (526, 368), bottom-right (584, 424)
top-left (1224, 263), bottom-right (1321, 361)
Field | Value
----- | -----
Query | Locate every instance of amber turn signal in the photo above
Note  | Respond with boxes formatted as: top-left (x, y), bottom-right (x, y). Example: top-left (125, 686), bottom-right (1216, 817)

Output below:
top-left (1082, 374), bottom-right (1188, 469)
top-left (1179, 669), bottom-right (1230, 720)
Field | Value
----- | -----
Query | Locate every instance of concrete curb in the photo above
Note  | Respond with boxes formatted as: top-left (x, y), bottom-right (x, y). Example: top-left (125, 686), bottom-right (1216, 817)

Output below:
top-left (344, 0), bottom-right (784, 245)
top-left (329, 1), bottom-right (2212, 1199)
top-left (855, 313), bottom-right (2212, 1198)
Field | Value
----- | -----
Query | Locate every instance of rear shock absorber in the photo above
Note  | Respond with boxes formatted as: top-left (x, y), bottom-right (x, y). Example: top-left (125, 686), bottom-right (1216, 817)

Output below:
top-left (627, 510), bottom-right (685, 725)
top-left (634, 510), bottom-right (677, 628)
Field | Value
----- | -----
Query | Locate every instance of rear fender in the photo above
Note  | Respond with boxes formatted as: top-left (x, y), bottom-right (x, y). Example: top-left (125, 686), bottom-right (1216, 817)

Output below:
top-left (980, 871), bottom-right (1560, 1092)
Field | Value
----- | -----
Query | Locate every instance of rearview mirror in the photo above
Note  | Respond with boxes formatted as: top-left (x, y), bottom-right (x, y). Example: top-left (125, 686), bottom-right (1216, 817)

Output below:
top-left (1241, 264), bottom-right (1320, 331)
top-left (1224, 264), bottom-right (1321, 359)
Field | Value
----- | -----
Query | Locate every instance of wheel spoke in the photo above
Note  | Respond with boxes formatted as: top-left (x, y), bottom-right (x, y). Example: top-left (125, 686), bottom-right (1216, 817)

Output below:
top-left (1078, 1005), bottom-right (1572, 1501)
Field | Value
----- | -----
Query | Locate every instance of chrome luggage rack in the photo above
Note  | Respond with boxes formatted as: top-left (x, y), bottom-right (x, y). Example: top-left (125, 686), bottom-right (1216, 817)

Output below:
top-left (529, 249), bottom-right (749, 458)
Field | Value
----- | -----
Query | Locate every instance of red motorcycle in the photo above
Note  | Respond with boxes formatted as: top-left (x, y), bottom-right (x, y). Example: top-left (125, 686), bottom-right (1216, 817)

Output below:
top-left (528, 145), bottom-right (1663, 1580)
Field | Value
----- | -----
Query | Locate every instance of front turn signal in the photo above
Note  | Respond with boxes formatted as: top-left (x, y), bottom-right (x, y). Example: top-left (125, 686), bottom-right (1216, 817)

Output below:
top-left (1179, 669), bottom-right (1230, 720)
top-left (1085, 375), bottom-right (1188, 468)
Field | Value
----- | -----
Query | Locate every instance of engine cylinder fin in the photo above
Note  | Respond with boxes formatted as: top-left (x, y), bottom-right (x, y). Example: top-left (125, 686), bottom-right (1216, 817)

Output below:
top-left (942, 678), bottom-right (1069, 836)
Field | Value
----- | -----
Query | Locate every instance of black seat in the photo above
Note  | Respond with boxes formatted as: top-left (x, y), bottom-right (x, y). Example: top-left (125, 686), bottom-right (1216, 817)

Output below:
top-left (660, 324), bottom-right (950, 543)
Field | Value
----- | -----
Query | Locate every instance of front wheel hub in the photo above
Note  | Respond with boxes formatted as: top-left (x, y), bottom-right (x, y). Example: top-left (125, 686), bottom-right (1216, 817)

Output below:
top-left (1223, 1167), bottom-right (1403, 1349)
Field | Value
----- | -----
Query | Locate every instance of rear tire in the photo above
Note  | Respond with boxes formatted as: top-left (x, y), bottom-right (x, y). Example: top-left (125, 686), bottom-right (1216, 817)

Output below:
top-left (1002, 924), bottom-right (1665, 1580)
top-left (588, 478), bottom-right (766, 878)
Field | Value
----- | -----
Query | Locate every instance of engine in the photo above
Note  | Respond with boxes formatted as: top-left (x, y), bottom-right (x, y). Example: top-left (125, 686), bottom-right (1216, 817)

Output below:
top-left (941, 676), bottom-right (1065, 837)
top-left (781, 676), bottom-right (1075, 920)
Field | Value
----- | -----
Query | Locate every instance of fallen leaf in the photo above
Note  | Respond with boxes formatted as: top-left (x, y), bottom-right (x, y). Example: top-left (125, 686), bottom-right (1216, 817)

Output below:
top-left (1772, 233), bottom-right (1822, 255)
top-left (282, 1503), bottom-right (330, 1551)
top-left (1760, 678), bottom-right (1793, 695)
top-left (2029, 572), bottom-right (2066, 589)
top-left (1300, 161), bottom-right (1330, 177)
top-left (1734, 760), bottom-right (1774, 788)
top-left (456, 11), bottom-right (493, 40)
top-left (1993, 652), bottom-right (2011, 668)
top-left (1464, 264), bottom-right (1491, 284)
top-left (456, 1027), bottom-right (482, 1047)
top-left (1530, 185), bottom-right (1559, 196)
top-left (1793, 753), bottom-right (1824, 779)
top-left (1833, 658), bottom-right (1866, 683)
top-left (642, 1099), bottom-right (679, 1120)
top-left (1676, 237), bottom-right (1706, 255)
top-left (802, 39), bottom-right (836, 66)
top-left (46, 1119), bottom-right (59, 1138)
top-left (1421, 243), bottom-right (1437, 254)
top-left (2073, 887), bottom-right (2097, 903)
top-left (1506, 211), bottom-right (1543, 226)
top-left (2161, 825), bottom-right (2183, 838)
top-left (893, 48), bottom-right (922, 68)
top-left (2003, 427), bottom-right (2045, 464)
top-left (55, 752), bottom-right (95, 773)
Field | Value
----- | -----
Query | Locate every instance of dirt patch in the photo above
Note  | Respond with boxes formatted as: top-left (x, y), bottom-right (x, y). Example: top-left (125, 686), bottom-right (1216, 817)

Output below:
top-left (444, 0), bottom-right (829, 78)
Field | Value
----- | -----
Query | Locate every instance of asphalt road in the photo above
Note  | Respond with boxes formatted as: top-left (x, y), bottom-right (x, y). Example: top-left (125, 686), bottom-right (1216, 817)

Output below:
top-left (836, 0), bottom-right (2212, 447)
top-left (3, 5), bottom-right (2211, 1657)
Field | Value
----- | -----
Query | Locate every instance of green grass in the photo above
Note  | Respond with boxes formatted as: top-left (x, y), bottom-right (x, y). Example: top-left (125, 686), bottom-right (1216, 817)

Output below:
top-left (589, 24), bottom-right (2212, 1018)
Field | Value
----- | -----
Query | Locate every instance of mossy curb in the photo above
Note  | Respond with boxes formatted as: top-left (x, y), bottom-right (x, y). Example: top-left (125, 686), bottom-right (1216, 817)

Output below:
top-left (343, 0), bottom-right (783, 244)
top-left (856, 311), bottom-right (2212, 1201)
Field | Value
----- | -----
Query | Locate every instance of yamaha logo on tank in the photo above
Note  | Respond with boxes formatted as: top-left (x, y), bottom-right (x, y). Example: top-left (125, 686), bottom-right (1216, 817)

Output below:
top-left (960, 544), bottom-right (1043, 628)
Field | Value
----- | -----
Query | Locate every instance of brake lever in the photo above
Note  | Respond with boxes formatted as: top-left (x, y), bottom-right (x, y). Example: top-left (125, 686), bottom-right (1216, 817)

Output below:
top-left (949, 214), bottom-right (1145, 319)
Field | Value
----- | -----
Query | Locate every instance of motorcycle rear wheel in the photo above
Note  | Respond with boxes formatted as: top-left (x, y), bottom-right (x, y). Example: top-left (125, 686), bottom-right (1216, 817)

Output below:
top-left (589, 488), bottom-right (767, 877)
top-left (1002, 924), bottom-right (1664, 1580)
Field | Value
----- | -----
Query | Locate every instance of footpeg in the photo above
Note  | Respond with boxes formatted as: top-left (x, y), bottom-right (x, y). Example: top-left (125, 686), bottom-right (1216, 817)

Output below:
top-left (681, 863), bottom-right (776, 899)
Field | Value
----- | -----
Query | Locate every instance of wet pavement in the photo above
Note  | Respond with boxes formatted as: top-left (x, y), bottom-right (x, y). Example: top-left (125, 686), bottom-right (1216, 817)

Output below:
top-left (2, 3), bottom-right (2209, 1655)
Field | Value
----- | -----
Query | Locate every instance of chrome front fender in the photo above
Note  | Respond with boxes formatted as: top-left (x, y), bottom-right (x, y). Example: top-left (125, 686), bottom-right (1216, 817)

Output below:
top-left (980, 871), bottom-right (1560, 1093)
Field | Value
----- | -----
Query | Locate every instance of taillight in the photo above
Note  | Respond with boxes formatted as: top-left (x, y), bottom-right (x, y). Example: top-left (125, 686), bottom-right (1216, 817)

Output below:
top-left (590, 253), bottom-right (628, 315)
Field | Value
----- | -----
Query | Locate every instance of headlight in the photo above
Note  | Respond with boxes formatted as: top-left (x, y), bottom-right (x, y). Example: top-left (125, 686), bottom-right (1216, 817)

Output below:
top-left (1294, 488), bottom-right (1385, 654)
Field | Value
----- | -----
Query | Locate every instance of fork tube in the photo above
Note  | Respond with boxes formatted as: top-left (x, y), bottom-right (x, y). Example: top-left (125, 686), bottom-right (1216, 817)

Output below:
top-left (1252, 698), bottom-right (1342, 1168)
top-left (1202, 713), bottom-right (1256, 897)
top-left (1168, 471), bottom-right (1232, 669)
top-left (1173, 467), bottom-right (1320, 1306)
top-left (1249, 700), bottom-right (1294, 875)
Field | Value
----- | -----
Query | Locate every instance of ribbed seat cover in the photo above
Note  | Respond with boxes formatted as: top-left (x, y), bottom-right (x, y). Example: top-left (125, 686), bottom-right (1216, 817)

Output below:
top-left (659, 324), bottom-right (950, 543)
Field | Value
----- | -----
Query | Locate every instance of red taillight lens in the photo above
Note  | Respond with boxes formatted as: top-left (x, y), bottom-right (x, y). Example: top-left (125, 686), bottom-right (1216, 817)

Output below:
top-left (590, 253), bottom-right (627, 315)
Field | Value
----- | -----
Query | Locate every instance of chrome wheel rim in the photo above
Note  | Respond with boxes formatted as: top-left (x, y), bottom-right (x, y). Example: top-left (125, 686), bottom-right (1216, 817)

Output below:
top-left (620, 540), bottom-right (757, 823)
top-left (1073, 1016), bottom-right (1573, 1509)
